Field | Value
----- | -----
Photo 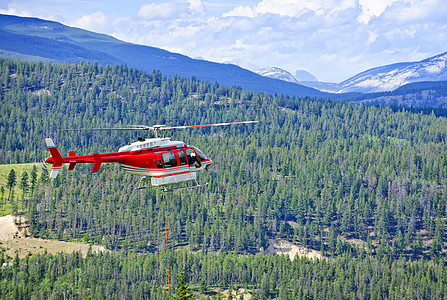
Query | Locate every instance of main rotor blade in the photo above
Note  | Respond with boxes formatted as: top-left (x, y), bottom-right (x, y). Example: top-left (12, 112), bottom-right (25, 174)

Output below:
top-left (58, 121), bottom-right (258, 132)
top-left (160, 121), bottom-right (259, 131)
top-left (58, 127), bottom-right (151, 131)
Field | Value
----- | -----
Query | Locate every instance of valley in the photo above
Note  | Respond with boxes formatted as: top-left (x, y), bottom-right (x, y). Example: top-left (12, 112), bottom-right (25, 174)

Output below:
top-left (0, 57), bottom-right (446, 298)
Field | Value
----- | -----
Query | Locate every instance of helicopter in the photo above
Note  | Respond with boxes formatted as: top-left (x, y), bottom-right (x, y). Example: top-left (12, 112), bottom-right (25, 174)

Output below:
top-left (45, 121), bottom-right (258, 190)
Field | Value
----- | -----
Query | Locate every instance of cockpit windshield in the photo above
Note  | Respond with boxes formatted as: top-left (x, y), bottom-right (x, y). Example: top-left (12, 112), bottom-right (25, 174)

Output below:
top-left (193, 147), bottom-right (207, 161)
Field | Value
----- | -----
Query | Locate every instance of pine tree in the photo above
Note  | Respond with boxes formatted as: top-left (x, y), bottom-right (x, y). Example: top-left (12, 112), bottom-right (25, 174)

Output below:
top-left (172, 269), bottom-right (193, 300)
top-left (20, 171), bottom-right (29, 202)
top-left (0, 186), bottom-right (4, 205)
top-left (30, 165), bottom-right (38, 197)
top-left (7, 169), bottom-right (16, 202)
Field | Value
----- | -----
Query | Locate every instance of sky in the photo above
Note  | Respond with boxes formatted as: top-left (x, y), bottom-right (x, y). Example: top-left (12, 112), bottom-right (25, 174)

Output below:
top-left (1, 0), bottom-right (446, 82)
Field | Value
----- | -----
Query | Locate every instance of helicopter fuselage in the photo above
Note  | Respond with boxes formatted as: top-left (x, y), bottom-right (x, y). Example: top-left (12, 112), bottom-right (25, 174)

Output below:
top-left (45, 137), bottom-right (212, 187)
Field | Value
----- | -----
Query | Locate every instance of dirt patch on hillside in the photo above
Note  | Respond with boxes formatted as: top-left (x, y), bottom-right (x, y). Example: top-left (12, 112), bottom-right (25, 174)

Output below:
top-left (0, 215), bottom-right (21, 240)
top-left (0, 215), bottom-right (106, 259)
top-left (220, 288), bottom-right (252, 300)
top-left (339, 236), bottom-right (367, 249)
top-left (264, 238), bottom-right (323, 260)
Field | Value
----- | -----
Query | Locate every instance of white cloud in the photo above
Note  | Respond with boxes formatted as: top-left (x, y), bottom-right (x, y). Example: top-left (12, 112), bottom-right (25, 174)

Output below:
top-left (367, 30), bottom-right (378, 44)
top-left (210, 0), bottom-right (447, 81)
top-left (223, 6), bottom-right (256, 18)
top-left (137, 3), bottom-right (180, 20)
top-left (223, 0), bottom-right (349, 18)
top-left (74, 12), bottom-right (109, 32)
top-left (187, 0), bottom-right (204, 13)
top-left (136, 1), bottom-right (205, 20)
top-left (256, 0), bottom-right (326, 17)
top-left (0, 7), bottom-right (33, 18)
top-left (383, 0), bottom-right (445, 23)
top-left (3, 0), bottom-right (446, 82)
top-left (358, 0), bottom-right (399, 24)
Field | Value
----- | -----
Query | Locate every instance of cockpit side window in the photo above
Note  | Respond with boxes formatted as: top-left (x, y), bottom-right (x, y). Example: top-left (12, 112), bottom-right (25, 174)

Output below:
top-left (161, 152), bottom-right (177, 168)
top-left (185, 148), bottom-right (195, 162)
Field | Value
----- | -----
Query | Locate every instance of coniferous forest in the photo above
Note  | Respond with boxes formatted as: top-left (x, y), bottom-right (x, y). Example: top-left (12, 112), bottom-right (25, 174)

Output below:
top-left (0, 58), bottom-right (446, 299)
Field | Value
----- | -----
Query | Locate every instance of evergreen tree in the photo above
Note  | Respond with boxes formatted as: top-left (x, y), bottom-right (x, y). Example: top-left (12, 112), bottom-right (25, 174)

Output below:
top-left (30, 165), bottom-right (38, 197)
top-left (172, 269), bottom-right (193, 300)
top-left (6, 169), bottom-right (16, 202)
top-left (0, 186), bottom-right (4, 204)
top-left (20, 170), bottom-right (29, 202)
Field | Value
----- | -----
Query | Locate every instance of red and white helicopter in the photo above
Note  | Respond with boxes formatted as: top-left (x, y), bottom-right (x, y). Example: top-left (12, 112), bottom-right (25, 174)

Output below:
top-left (45, 121), bottom-right (258, 190)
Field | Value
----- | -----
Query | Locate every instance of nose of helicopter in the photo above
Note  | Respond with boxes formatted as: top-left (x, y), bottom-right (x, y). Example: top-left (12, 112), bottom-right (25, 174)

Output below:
top-left (205, 158), bottom-right (213, 168)
top-left (45, 157), bottom-right (54, 164)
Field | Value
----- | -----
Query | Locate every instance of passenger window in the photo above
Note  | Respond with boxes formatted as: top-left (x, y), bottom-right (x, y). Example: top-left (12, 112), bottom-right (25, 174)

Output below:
top-left (162, 152), bottom-right (177, 168)
top-left (177, 150), bottom-right (187, 165)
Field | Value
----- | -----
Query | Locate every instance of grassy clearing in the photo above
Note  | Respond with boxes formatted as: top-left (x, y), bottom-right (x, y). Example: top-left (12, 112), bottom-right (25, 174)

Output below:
top-left (0, 163), bottom-right (42, 217)
top-left (0, 163), bottom-right (42, 188)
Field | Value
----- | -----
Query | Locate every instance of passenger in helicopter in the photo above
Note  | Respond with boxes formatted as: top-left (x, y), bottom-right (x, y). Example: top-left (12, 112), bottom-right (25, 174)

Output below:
top-left (188, 152), bottom-right (202, 168)
top-left (187, 152), bottom-right (196, 165)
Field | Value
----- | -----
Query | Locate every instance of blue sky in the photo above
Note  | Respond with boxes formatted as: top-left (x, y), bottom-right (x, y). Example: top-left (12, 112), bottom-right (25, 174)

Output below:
top-left (1, 0), bottom-right (446, 82)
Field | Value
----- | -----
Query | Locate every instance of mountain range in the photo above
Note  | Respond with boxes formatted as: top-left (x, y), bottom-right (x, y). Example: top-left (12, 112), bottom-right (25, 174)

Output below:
top-left (338, 52), bottom-right (447, 93)
top-left (256, 67), bottom-right (301, 84)
top-left (0, 14), bottom-right (326, 99)
top-left (254, 67), bottom-right (318, 85)
top-left (1, 13), bottom-right (447, 106)
top-left (254, 53), bottom-right (447, 94)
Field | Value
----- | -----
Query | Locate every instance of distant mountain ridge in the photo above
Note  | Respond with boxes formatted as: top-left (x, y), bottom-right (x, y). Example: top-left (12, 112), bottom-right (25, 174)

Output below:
top-left (1, 14), bottom-right (447, 106)
top-left (294, 70), bottom-right (317, 82)
top-left (0, 14), bottom-right (326, 98)
top-left (256, 67), bottom-right (300, 84)
top-left (254, 67), bottom-right (318, 84)
top-left (253, 53), bottom-right (447, 95)
top-left (339, 52), bottom-right (447, 93)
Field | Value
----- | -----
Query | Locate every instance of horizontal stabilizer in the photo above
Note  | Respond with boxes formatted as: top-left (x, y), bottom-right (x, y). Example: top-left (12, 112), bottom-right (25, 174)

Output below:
top-left (49, 166), bottom-right (61, 179)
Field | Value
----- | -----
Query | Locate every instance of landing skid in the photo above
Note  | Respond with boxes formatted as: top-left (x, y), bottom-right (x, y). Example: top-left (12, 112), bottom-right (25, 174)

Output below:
top-left (135, 176), bottom-right (151, 190)
top-left (135, 177), bottom-right (208, 191)
top-left (162, 181), bottom-right (208, 192)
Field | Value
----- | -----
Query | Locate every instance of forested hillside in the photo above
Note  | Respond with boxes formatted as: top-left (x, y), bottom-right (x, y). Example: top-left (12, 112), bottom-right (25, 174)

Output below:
top-left (1, 58), bottom-right (446, 299)
top-left (349, 81), bottom-right (447, 107)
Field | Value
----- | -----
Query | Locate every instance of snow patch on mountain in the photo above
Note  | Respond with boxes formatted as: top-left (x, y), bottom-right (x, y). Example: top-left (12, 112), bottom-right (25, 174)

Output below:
top-left (294, 70), bottom-right (317, 82)
top-left (256, 67), bottom-right (300, 84)
top-left (339, 52), bottom-right (447, 93)
top-left (225, 52), bottom-right (447, 95)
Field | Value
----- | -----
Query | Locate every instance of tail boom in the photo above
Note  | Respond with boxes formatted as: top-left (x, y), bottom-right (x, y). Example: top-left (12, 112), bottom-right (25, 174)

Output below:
top-left (45, 137), bottom-right (123, 178)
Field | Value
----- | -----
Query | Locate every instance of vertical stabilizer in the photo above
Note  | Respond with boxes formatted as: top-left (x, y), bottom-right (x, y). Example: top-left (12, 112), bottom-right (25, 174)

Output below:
top-left (92, 153), bottom-right (103, 173)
